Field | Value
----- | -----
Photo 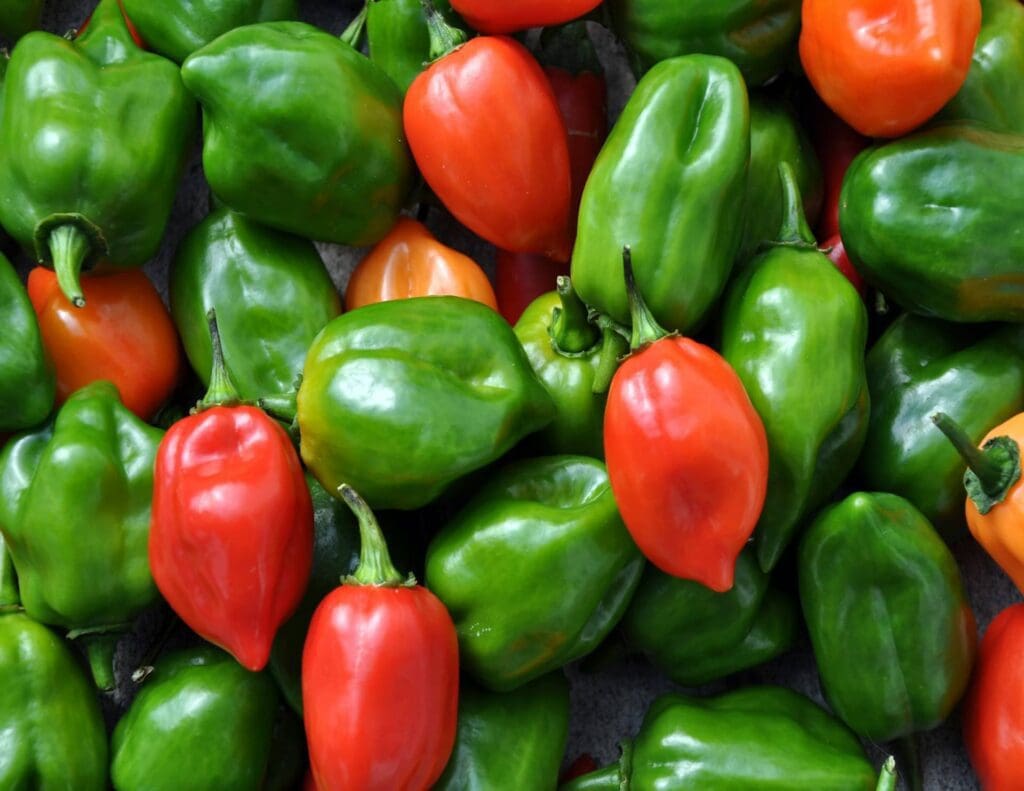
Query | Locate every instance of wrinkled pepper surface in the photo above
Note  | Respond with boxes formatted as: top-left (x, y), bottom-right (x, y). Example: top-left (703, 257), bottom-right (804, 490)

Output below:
top-left (0, 0), bottom-right (41, 41)
top-left (426, 456), bottom-right (643, 691)
top-left (365, 0), bottom-right (455, 93)
top-left (0, 252), bottom-right (53, 432)
top-left (799, 492), bottom-right (977, 742)
top-left (0, 0), bottom-right (197, 306)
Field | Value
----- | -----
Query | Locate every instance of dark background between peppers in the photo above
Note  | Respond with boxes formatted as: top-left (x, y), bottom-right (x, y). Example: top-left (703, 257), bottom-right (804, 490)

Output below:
top-left (13, 1), bottom-right (1018, 788)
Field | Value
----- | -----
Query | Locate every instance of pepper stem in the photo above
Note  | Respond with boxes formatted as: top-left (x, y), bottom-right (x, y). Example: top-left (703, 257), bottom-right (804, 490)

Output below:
top-left (560, 741), bottom-right (632, 790)
top-left (931, 413), bottom-right (1021, 515)
top-left (258, 393), bottom-right (298, 424)
top-left (551, 276), bottom-right (599, 354)
top-left (80, 632), bottom-right (119, 692)
top-left (340, 2), bottom-right (368, 48)
top-left (591, 315), bottom-right (627, 395)
top-left (48, 224), bottom-right (92, 308)
top-left (623, 246), bottom-right (669, 350)
top-left (774, 162), bottom-right (817, 248)
top-left (0, 533), bottom-right (19, 610)
top-left (195, 309), bottom-right (241, 412)
top-left (876, 756), bottom-right (897, 791)
top-left (421, 0), bottom-right (467, 62)
top-left (339, 484), bottom-right (406, 587)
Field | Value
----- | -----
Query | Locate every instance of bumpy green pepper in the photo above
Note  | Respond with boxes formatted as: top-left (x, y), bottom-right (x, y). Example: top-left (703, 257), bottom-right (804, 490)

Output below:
top-left (840, 124), bottom-right (1024, 322)
top-left (620, 547), bottom-right (798, 686)
top-left (0, 0), bottom-right (40, 41)
top-left (111, 646), bottom-right (283, 791)
top-left (562, 686), bottom-right (878, 790)
top-left (608, 0), bottom-right (801, 86)
top-left (859, 316), bottom-right (1024, 543)
top-left (426, 456), bottom-right (643, 691)
top-left (181, 22), bottom-right (411, 247)
top-left (297, 296), bottom-right (554, 510)
top-left (435, 674), bottom-right (570, 791)
top-left (0, 249), bottom-right (53, 431)
top-left (171, 205), bottom-right (341, 403)
top-left (571, 54), bottom-right (749, 333)
top-left (938, 0), bottom-right (1024, 134)
top-left (0, 612), bottom-right (108, 790)
top-left (0, 380), bottom-right (163, 689)
top-left (514, 279), bottom-right (626, 459)
top-left (722, 165), bottom-right (869, 572)
top-left (0, 0), bottom-right (197, 307)
top-left (799, 492), bottom-right (976, 742)
top-left (365, 0), bottom-right (455, 93)
top-left (122, 0), bottom-right (298, 63)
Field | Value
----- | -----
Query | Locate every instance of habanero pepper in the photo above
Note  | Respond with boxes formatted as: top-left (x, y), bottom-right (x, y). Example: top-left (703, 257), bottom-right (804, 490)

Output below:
top-left (364, 0), bottom-right (457, 94)
top-left (809, 100), bottom-right (869, 241)
top-left (0, 252), bottom-right (53, 433)
top-left (448, 0), bottom-right (600, 34)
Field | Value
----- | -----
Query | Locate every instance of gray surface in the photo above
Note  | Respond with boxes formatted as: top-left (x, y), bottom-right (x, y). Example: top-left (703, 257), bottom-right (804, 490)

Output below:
top-left (21, 2), bottom-right (1021, 789)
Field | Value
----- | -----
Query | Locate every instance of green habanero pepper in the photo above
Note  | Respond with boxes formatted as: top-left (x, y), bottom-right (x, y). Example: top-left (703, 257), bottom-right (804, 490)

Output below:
top-left (608, 0), bottom-right (801, 86)
top-left (514, 278), bottom-right (627, 459)
top-left (425, 456), bottom-right (643, 691)
top-left (722, 164), bottom-right (869, 572)
top-left (619, 547), bottom-right (799, 687)
top-left (111, 646), bottom-right (281, 791)
top-left (562, 687), bottom-right (878, 790)
top-left (122, 0), bottom-right (299, 63)
top-left (938, 0), bottom-right (1024, 134)
top-left (365, 0), bottom-right (456, 93)
top-left (170, 205), bottom-right (342, 404)
top-left (181, 22), bottom-right (412, 247)
top-left (297, 296), bottom-right (555, 510)
top-left (0, 0), bottom-right (197, 307)
top-left (840, 124), bottom-right (1024, 322)
top-left (571, 54), bottom-right (749, 333)
top-left (0, 380), bottom-right (163, 689)
top-left (859, 316), bottom-right (1024, 543)
top-left (0, 0), bottom-right (41, 41)
top-left (799, 492), bottom-right (977, 743)
top-left (435, 674), bottom-right (570, 791)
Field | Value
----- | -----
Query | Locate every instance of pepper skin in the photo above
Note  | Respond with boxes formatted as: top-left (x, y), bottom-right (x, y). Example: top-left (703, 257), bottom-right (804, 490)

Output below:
top-left (840, 124), bottom-right (1024, 322)
top-left (171, 205), bottom-right (341, 403)
top-left (0, 0), bottom-right (40, 41)
top-left (111, 647), bottom-right (281, 791)
top-left (0, 0), bottom-right (197, 307)
top-left (800, 0), bottom-right (981, 137)
top-left (0, 613), bottom-right (108, 790)
top-left (0, 254), bottom-right (53, 432)
top-left (860, 317), bottom-right (1024, 542)
top-left (122, 0), bottom-right (298, 63)
top-left (562, 687), bottom-right (877, 790)
top-left (722, 164), bottom-right (869, 572)
top-left (346, 217), bottom-right (497, 311)
top-left (496, 251), bottom-right (568, 326)
top-left (799, 492), bottom-right (977, 742)
top-left (405, 31), bottom-right (572, 261)
top-left (571, 55), bottom-right (749, 333)
top-left (822, 235), bottom-right (866, 297)
top-left (426, 456), bottom-right (643, 691)
top-left (449, 0), bottom-right (600, 34)
top-left (29, 267), bottom-right (181, 421)
top-left (809, 104), bottom-right (868, 241)
top-left (609, 0), bottom-right (801, 86)
top-left (150, 319), bottom-right (313, 671)
top-left (434, 674), bottom-right (570, 791)
top-left (366, 0), bottom-right (455, 94)
top-left (963, 604), bottom-right (1024, 791)
top-left (182, 22), bottom-right (411, 247)
top-left (303, 486), bottom-right (459, 791)
top-left (297, 296), bottom-right (555, 510)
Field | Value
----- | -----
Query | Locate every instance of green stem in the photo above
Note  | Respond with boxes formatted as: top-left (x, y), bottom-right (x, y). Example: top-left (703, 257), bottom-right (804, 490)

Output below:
top-left (538, 20), bottom-right (603, 75)
top-left (551, 276), bottom-right (599, 354)
top-left (591, 315), bottom-right (627, 395)
top-left (258, 393), bottom-right (298, 425)
top-left (876, 756), bottom-right (897, 791)
top-left (622, 246), bottom-right (669, 350)
top-left (195, 309), bottom-right (241, 411)
top-left (339, 485), bottom-right (405, 587)
top-left (340, 2), bottom-right (368, 49)
top-left (80, 632), bottom-right (119, 692)
top-left (559, 765), bottom-right (621, 791)
top-left (420, 0), bottom-right (467, 61)
top-left (774, 162), bottom-right (817, 248)
top-left (48, 224), bottom-right (92, 308)
top-left (931, 412), bottom-right (1021, 514)
top-left (0, 533), bottom-right (19, 609)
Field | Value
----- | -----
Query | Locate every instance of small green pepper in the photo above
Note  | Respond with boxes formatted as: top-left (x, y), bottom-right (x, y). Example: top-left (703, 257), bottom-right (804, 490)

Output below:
top-left (366, 0), bottom-right (456, 93)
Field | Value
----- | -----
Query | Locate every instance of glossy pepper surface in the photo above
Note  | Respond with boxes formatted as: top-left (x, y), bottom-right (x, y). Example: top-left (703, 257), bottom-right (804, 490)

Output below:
top-left (0, 0), bottom-right (197, 307)
top-left (366, 0), bottom-right (455, 93)
top-left (562, 687), bottom-right (877, 790)
top-left (0, 0), bottom-right (40, 41)
top-left (122, 0), bottom-right (298, 62)
top-left (860, 317), bottom-right (1024, 542)
top-left (800, 0), bottom-right (981, 137)
top-left (182, 22), bottom-right (410, 247)
top-left (0, 253), bottom-right (53, 432)
top-left (449, 0), bottom-right (600, 34)
top-left (810, 104), bottom-right (868, 242)
top-left (303, 486), bottom-right (459, 791)
top-left (841, 124), bottom-right (1024, 322)
top-left (608, 0), bottom-right (801, 86)
top-left (722, 164), bottom-right (869, 572)
top-left (571, 55), bottom-right (749, 332)
top-left (111, 646), bottom-right (282, 791)
top-left (799, 492), bottom-right (976, 742)
top-left (171, 205), bottom-right (341, 404)
top-left (426, 456), bottom-right (643, 691)
top-left (297, 296), bottom-right (554, 510)
top-left (435, 674), bottom-right (570, 791)
top-left (29, 267), bottom-right (181, 421)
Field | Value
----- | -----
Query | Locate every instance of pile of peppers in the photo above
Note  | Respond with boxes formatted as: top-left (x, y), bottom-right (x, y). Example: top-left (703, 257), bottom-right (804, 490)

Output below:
top-left (0, 0), bottom-right (1023, 789)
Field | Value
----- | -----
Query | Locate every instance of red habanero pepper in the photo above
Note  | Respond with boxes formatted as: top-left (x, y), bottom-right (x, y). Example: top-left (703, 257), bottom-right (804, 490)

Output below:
top-left (149, 311), bottom-right (312, 672)
top-left (449, 0), bottom-right (601, 34)
top-left (603, 249), bottom-right (769, 592)
top-left (495, 251), bottom-right (568, 325)
top-left (809, 103), bottom-right (868, 241)
top-left (404, 8), bottom-right (572, 262)
top-left (822, 234), bottom-right (866, 298)
top-left (303, 485), bottom-right (459, 791)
